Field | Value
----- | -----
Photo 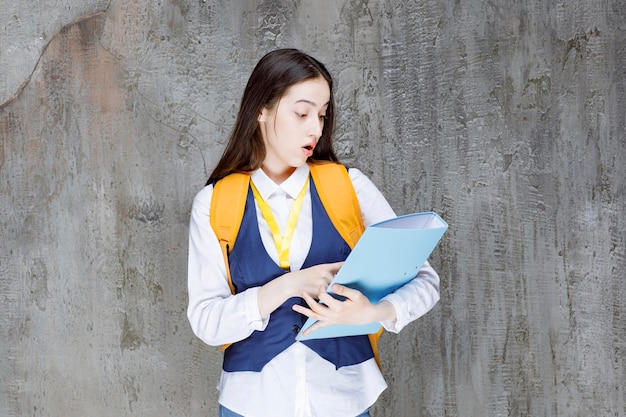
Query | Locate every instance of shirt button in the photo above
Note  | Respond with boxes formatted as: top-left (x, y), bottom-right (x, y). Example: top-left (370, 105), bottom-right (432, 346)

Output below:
top-left (292, 324), bottom-right (300, 334)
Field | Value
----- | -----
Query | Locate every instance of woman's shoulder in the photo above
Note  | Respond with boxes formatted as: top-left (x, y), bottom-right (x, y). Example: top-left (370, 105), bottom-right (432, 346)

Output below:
top-left (192, 183), bottom-right (214, 210)
top-left (347, 166), bottom-right (365, 177)
top-left (347, 166), bottom-right (375, 192)
top-left (347, 167), bottom-right (396, 222)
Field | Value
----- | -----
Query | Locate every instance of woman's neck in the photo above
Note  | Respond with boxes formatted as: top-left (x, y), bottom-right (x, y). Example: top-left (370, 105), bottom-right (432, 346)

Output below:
top-left (261, 164), bottom-right (297, 185)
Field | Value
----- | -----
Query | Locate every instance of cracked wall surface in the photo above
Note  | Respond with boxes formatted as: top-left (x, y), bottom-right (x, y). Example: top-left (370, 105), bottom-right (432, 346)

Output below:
top-left (1, 0), bottom-right (625, 416)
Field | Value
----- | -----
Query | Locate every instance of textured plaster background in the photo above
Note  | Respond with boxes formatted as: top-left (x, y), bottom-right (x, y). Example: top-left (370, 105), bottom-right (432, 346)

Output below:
top-left (1, 0), bottom-right (625, 416)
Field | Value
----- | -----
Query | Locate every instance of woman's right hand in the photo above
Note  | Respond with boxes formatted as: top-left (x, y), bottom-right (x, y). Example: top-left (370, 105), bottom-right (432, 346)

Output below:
top-left (257, 262), bottom-right (343, 319)
top-left (285, 262), bottom-right (343, 299)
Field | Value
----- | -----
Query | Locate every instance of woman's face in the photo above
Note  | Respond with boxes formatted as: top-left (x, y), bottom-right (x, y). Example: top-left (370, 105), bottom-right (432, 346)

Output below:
top-left (258, 76), bottom-right (330, 183)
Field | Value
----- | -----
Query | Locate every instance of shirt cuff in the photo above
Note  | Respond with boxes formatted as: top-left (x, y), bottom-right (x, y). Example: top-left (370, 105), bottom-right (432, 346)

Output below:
top-left (378, 294), bottom-right (409, 333)
top-left (243, 287), bottom-right (270, 331)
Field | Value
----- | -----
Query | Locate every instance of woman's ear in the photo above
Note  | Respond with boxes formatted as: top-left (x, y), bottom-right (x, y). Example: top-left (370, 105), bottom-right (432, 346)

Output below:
top-left (258, 107), bottom-right (268, 123)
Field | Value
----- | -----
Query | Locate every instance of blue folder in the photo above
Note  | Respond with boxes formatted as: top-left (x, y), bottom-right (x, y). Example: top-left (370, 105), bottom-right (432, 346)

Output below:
top-left (296, 211), bottom-right (448, 340)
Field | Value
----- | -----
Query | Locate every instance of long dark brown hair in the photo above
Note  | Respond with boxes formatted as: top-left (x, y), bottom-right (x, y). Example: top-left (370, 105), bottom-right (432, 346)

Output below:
top-left (207, 49), bottom-right (338, 184)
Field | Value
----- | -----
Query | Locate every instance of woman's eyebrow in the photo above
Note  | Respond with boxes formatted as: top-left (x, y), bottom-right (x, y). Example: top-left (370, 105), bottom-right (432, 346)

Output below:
top-left (294, 99), bottom-right (330, 107)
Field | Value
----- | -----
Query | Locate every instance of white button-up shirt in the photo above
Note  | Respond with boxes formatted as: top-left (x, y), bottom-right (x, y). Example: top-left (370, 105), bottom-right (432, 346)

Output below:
top-left (187, 164), bottom-right (440, 417)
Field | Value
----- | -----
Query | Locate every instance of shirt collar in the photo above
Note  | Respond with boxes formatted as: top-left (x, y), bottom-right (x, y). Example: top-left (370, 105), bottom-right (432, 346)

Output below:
top-left (251, 164), bottom-right (310, 200)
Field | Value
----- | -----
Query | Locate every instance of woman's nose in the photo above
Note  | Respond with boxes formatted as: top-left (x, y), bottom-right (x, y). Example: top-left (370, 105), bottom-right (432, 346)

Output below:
top-left (309, 116), bottom-right (323, 138)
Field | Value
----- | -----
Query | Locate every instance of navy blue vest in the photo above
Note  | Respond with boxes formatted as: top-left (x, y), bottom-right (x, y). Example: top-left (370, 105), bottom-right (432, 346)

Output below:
top-left (223, 178), bottom-right (374, 372)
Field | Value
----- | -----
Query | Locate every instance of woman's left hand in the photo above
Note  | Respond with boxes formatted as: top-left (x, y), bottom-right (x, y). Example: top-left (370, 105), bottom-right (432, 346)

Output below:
top-left (292, 284), bottom-right (396, 337)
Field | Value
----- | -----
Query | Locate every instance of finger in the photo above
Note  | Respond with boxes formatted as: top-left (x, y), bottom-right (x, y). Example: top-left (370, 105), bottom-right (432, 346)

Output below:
top-left (327, 261), bottom-right (344, 274)
top-left (319, 272), bottom-right (333, 288)
top-left (331, 284), bottom-right (364, 301)
top-left (292, 303), bottom-right (314, 318)
top-left (292, 291), bottom-right (327, 319)
top-left (303, 289), bottom-right (332, 316)
top-left (322, 263), bottom-right (343, 287)
top-left (318, 291), bottom-right (342, 309)
top-left (292, 292), bottom-right (322, 318)
top-left (300, 289), bottom-right (321, 309)
top-left (301, 318), bottom-right (329, 337)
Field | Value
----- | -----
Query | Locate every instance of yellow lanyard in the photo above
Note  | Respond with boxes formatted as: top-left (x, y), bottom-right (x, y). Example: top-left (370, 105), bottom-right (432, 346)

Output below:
top-left (250, 178), bottom-right (309, 270)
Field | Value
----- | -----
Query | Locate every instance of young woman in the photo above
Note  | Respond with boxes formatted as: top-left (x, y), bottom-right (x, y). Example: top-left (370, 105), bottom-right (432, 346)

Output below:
top-left (187, 49), bottom-right (440, 417)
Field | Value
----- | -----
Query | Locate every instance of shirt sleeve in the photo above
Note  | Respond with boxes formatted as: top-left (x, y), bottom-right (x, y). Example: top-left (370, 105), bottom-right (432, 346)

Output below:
top-left (186, 185), bottom-right (269, 346)
top-left (348, 168), bottom-right (441, 333)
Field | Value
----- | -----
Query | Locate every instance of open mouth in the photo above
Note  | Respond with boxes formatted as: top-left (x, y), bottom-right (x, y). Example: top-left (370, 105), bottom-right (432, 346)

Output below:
top-left (302, 142), bottom-right (315, 157)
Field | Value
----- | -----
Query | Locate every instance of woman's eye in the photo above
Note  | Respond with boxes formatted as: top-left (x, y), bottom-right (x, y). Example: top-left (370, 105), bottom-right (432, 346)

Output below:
top-left (296, 113), bottom-right (306, 118)
top-left (319, 114), bottom-right (327, 121)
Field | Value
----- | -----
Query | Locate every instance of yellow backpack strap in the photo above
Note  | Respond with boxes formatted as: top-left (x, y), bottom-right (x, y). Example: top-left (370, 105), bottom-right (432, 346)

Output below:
top-left (210, 172), bottom-right (250, 352)
top-left (210, 172), bottom-right (251, 294)
top-left (308, 162), bottom-right (365, 247)
top-left (368, 328), bottom-right (384, 369)
top-left (308, 162), bottom-right (383, 368)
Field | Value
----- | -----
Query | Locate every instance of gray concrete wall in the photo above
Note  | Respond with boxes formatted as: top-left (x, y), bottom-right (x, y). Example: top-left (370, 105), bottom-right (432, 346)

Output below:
top-left (1, 0), bottom-right (624, 416)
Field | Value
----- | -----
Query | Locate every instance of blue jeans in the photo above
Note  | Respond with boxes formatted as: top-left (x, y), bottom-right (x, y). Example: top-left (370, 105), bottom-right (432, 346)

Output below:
top-left (219, 405), bottom-right (371, 417)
